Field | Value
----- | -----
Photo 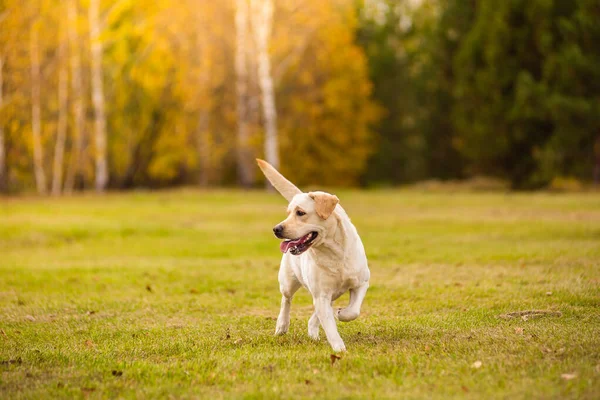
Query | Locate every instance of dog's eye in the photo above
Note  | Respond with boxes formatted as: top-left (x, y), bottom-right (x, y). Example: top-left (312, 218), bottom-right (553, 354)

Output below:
top-left (296, 210), bottom-right (306, 217)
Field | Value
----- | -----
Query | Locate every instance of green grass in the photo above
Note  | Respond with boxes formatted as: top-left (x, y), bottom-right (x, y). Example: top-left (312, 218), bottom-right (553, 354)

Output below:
top-left (1, 189), bottom-right (599, 399)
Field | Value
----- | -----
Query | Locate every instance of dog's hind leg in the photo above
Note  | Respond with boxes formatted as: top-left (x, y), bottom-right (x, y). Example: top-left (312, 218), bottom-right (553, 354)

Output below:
top-left (275, 277), bottom-right (301, 336)
top-left (337, 282), bottom-right (369, 322)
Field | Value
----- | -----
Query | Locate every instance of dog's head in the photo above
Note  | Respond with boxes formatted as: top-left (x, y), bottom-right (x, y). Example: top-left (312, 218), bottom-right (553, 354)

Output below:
top-left (273, 191), bottom-right (339, 256)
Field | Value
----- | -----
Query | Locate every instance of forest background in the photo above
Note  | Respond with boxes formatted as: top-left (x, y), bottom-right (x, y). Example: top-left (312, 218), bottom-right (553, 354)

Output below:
top-left (0, 0), bottom-right (599, 194)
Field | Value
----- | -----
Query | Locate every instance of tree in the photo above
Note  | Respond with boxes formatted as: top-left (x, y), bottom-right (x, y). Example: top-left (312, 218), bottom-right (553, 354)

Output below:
top-left (453, 0), bottom-right (600, 187)
top-left (0, 54), bottom-right (5, 193)
top-left (251, 0), bottom-right (279, 176)
top-left (52, 9), bottom-right (68, 196)
top-left (235, 0), bottom-right (254, 187)
top-left (89, 0), bottom-right (108, 191)
top-left (274, 0), bottom-right (380, 186)
top-left (64, 0), bottom-right (85, 193)
top-left (30, 23), bottom-right (47, 194)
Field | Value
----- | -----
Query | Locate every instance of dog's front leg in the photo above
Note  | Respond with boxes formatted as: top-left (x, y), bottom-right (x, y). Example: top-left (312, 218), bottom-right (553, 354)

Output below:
top-left (308, 311), bottom-right (320, 340)
top-left (314, 295), bottom-right (346, 352)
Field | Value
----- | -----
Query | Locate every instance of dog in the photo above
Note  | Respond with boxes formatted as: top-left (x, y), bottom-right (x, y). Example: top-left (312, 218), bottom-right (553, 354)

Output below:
top-left (257, 159), bottom-right (370, 352)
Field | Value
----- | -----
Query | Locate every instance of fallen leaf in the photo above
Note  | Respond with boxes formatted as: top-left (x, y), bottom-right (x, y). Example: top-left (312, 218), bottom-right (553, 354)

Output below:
top-left (515, 327), bottom-right (524, 335)
top-left (561, 373), bottom-right (576, 380)
top-left (24, 315), bottom-right (36, 322)
top-left (85, 340), bottom-right (95, 348)
top-left (471, 361), bottom-right (482, 369)
top-left (86, 311), bottom-right (96, 316)
top-left (461, 385), bottom-right (469, 392)
top-left (189, 289), bottom-right (198, 294)
top-left (546, 291), bottom-right (552, 296)
top-left (111, 370), bottom-right (123, 377)
top-left (234, 338), bottom-right (243, 345)
top-left (330, 354), bottom-right (341, 366)
top-left (304, 379), bottom-right (312, 385)
top-left (145, 285), bottom-right (153, 293)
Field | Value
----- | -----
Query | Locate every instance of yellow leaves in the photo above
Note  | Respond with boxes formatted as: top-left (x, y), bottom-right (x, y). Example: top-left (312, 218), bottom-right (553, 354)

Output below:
top-left (148, 125), bottom-right (196, 181)
top-left (2, 0), bottom-right (381, 189)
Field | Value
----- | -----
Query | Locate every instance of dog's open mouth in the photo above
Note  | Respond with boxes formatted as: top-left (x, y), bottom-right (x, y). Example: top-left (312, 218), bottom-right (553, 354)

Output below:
top-left (280, 232), bottom-right (318, 255)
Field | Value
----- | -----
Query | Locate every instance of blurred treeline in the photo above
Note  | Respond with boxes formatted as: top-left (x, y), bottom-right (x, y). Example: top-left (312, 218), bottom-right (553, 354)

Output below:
top-left (0, 0), bottom-right (599, 194)
top-left (360, 0), bottom-right (600, 188)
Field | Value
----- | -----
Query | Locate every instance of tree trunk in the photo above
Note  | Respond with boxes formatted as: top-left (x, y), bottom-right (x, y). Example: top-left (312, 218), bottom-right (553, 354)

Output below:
top-left (196, 31), bottom-right (211, 187)
top-left (251, 0), bottom-right (279, 183)
top-left (235, 0), bottom-right (254, 187)
top-left (64, 0), bottom-right (85, 193)
top-left (52, 27), bottom-right (69, 196)
top-left (89, 0), bottom-right (108, 192)
top-left (196, 110), bottom-right (210, 187)
top-left (30, 27), bottom-right (47, 194)
top-left (594, 132), bottom-right (600, 186)
top-left (0, 56), bottom-right (6, 193)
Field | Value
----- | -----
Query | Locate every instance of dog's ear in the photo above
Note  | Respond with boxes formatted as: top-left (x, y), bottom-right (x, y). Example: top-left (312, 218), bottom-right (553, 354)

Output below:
top-left (308, 191), bottom-right (339, 220)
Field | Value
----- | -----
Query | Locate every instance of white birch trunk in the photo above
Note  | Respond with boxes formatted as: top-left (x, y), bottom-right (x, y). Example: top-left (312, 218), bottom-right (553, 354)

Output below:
top-left (89, 0), bottom-right (108, 192)
top-left (52, 25), bottom-right (69, 196)
top-left (235, 0), bottom-right (254, 187)
top-left (195, 29), bottom-right (211, 187)
top-left (64, 0), bottom-right (85, 193)
top-left (251, 0), bottom-right (279, 175)
top-left (0, 56), bottom-right (5, 192)
top-left (30, 27), bottom-right (47, 194)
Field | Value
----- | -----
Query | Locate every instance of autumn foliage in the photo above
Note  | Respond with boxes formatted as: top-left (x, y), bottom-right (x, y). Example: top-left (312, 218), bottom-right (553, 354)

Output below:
top-left (0, 0), bottom-right (379, 192)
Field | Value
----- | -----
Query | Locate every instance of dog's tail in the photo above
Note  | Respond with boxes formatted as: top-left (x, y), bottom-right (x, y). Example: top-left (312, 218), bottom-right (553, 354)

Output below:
top-left (256, 159), bottom-right (302, 201)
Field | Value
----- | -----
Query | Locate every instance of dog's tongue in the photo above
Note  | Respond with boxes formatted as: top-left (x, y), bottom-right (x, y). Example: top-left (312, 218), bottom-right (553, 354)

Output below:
top-left (280, 238), bottom-right (302, 253)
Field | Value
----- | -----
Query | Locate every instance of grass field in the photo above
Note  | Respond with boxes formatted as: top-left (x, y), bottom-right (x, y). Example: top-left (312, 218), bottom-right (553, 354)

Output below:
top-left (1, 189), bottom-right (599, 399)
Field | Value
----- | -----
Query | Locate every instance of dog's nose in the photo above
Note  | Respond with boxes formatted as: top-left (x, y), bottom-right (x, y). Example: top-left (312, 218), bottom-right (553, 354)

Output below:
top-left (273, 225), bottom-right (284, 238)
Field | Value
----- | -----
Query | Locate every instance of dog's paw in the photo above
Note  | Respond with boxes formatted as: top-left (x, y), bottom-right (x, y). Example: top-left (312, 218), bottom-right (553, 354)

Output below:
top-left (337, 307), bottom-right (360, 322)
top-left (274, 324), bottom-right (289, 336)
top-left (308, 328), bottom-right (320, 341)
top-left (330, 341), bottom-right (347, 353)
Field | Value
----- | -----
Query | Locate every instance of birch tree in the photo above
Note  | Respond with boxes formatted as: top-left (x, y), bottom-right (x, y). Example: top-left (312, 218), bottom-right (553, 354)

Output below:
top-left (235, 0), bottom-right (254, 187)
top-left (30, 25), bottom-right (47, 194)
top-left (250, 0), bottom-right (279, 173)
top-left (196, 34), bottom-right (211, 187)
top-left (64, 0), bottom-right (85, 193)
top-left (89, 0), bottom-right (108, 192)
top-left (52, 18), bottom-right (69, 196)
top-left (0, 55), bottom-right (5, 193)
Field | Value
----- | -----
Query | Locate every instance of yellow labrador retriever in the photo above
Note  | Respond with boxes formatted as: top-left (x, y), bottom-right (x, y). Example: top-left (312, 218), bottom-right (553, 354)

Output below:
top-left (257, 159), bottom-right (370, 352)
